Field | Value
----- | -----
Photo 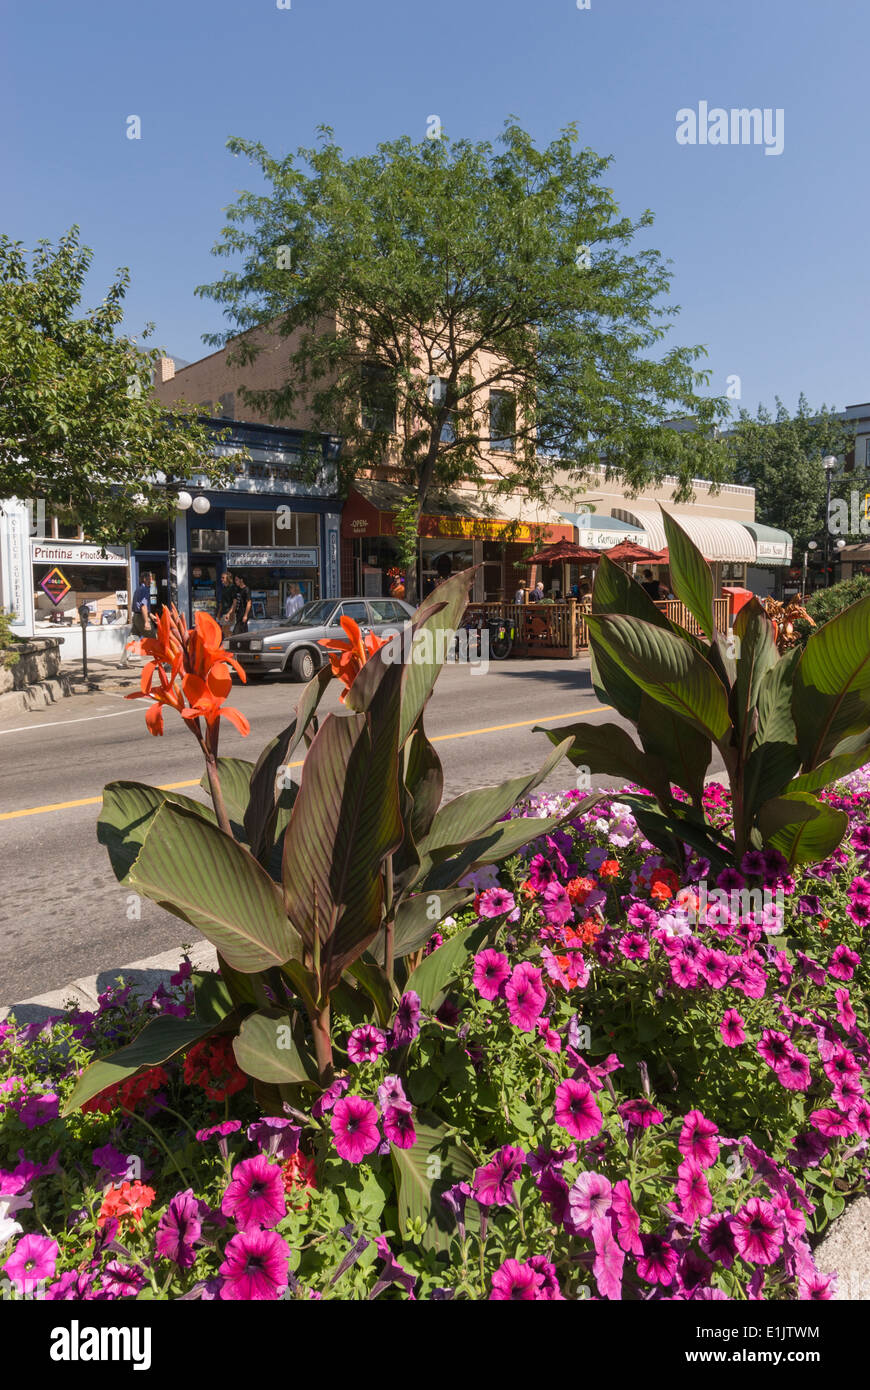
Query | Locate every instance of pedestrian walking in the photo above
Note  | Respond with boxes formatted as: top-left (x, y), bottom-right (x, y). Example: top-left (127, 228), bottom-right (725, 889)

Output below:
top-left (130, 571), bottom-right (154, 639)
top-left (233, 572), bottom-right (252, 634)
top-left (217, 570), bottom-right (237, 639)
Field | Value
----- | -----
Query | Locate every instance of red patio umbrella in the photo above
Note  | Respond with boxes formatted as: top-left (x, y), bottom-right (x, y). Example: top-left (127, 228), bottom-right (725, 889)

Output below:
top-left (522, 540), bottom-right (602, 564)
top-left (602, 540), bottom-right (669, 564)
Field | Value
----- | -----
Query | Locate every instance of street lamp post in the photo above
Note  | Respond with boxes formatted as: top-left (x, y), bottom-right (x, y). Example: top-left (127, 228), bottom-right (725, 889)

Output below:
top-left (166, 489), bottom-right (211, 616)
top-left (822, 456), bottom-right (837, 589)
top-left (802, 540), bottom-right (817, 596)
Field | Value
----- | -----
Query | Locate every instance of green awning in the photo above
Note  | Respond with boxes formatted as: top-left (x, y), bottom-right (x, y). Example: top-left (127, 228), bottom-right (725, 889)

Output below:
top-left (743, 523), bottom-right (793, 567)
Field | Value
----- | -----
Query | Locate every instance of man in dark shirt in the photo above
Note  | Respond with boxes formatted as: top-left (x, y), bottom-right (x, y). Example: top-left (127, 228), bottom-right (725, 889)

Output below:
top-left (217, 570), bottom-right (236, 637)
top-left (131, 572), bottom-right (153, 638)
top-left (640, 569), bottom-right (662, 600)
top-left (233, 572), bottom-right (252, 633)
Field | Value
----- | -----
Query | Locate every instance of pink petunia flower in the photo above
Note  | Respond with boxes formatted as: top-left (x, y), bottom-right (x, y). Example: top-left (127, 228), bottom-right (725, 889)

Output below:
top-left (489, 1257), bottom-right (544, 1300)
top-left (610, 1179), bottom-right (643, 1256)
top-left (775, 1051), bottom-right (812, 1092)
top-left (720, 1009), bottom-right (746, 1047)
top-left (540, 881), bottom-right (573, 927)
top-left (637, 1233), bottom-right (678, 1286)
top-left (757, 1029), bottom-right (793, 1070)
top-left (809, 1108), bottom-right (854, 1138)
top-left (505, 962), bottom-right (546, 1032)
top-left (472, 949), bottom-right (511, 1001)
top-left (733, 1198), bottom-right (783, 1265)
top-left (477, 886), bottom-right (517, 919)
top-left (347, 1025), bottom-right (387, 1065)
top-left (330, 1095), bottom-right (381, 1163)
top-left (618, 932), bottom-right (650, 961)
top-left (675, 1160), bottom-right (713, 1224)
top-left (474, 1145), bottom-right (525, 1207)
top-left (678, 1110), bottom-right (719, 1171)
top-left (828, 944), bottom-right (860, 982)
top-left (2, 1232), bottom-right (58, 1292)
top-left (592, 1215), bottom-right (624, 1299)
top-left (218, 1228), bottom-right (290, 1300)
top-left (567, 1170), bottom-right (613, 1235)
top-left (554, 1079), bottom-right (602, 1143)
top-left (699, 1212), bottom-right (737, 1269)
top-left (220, 1155), bottom-right (286, 1232)
top-left (382, 1106), bottom-right (417, 1150)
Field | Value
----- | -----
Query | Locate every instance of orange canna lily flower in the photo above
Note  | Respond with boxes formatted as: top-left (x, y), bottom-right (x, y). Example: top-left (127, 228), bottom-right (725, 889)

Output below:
top-left (317, 616), bottom-right (390, 702)
top-left (125, 604), bottom-right (248, 744)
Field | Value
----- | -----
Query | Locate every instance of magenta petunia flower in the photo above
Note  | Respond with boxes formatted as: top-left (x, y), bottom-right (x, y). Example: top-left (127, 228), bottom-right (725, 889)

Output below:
top-left (675, 1160), bottom-right (712, 1224)
top-left (101, 1261), bottom-right (145, 1298)
top-left (669, 953), bottom-right (699, 988)
top-left (618, 932), bottom-right (649, 961)
top-left (592, 1215), bottom-right (624, 1299)
top-left (610, 1179), bottom-right (643, 1256)
top-left (218, 1228), bottom-right (291, 1300)
top-left (527, 853), bottom-right (556, 891)
top-left (678, 1110), bottom-right (719, 1171)
top-left (474, 1145), bottom-right (525, 1207)
top-left (311, 1076), bottom-right (349, 1119)
top-left (247, 1118), bottom-right (302, 1160)
top-left (505, 962), bottom-right (546, 1032)
top-left (220, 1155), bottom-right (286, 1232)
top-left (798, 1269), bottom-right (836, 1300)
top-left (775, 1051), bottom-right (812, 1092)
top-left (540, 881), bottom-right (573, 927)
top-left (391, 992), bottom-right (421, 1046)
top-left (848, 1099), bottom-right (870, 1139)
top-left (699, 1212), bottom-right (737, 1269)
top-left (846, 898), bottom-right (870, 927)
top-left (2, 1232), bottom-right (58, 1291)
top-left (828, 944), bottom-right (860, 981)
top-left (617, 1097), bottom-right (664, 1129)
top-left (382, 1106), bottom-right (416, 1150)
top-left (197, 1120), bottom-right (242, 1142)
top-left (91, 1143), bottom-right (129, 1183)
top-left (716, 866), bottom-right (746, 892)
top-left (698, 947), bottom-right (729, 990)
top-left (17, 1091), bottom-right (60, 1129)
top-left (740, 850), bottom-right (766, 877)
top-left (347, 1025), bottom-right (387, 1065)
top-left (835, 989), bottom-right (857, 1032)
top-left (527, 1254), bottom-right (564, 1300)
top-left (567, 1170), bottom-right (612, 1235)
top-left (637, 1233), bottom-right (679, 1286)
top-left (720, 1009), bottom-right (746, 1047)
top-left (554, 1079), bottom-right (603, 1142)
top-left (626, 901), bottom-right (658, 930)
top-left (822, 1044), bottom-right (861, 1086)
top-left (472, 949), bottom-right (511, 1001)
top-left (733, 1198), bottom-right (783, 1265)
top-left (156, 1189), bottom-right (202, 1268)
top-left (331, 1095), bottom-right (381, 1163)
top-left (809, 1108), bottom-right (854, 1138)
top-left (477, 886), bottom-right (517, 919)
top-left (377, 1074), bottom-right (410, 1114)
top-left (489, 1257), bottom-right (544, 1300)
top-left (757, 1029), bottom-right (793, 1070)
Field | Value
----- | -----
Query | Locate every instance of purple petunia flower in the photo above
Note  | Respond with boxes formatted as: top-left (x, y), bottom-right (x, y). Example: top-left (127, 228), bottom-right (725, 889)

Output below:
top-left (472, 949), bottom-right (511, 1001)
top-left (554, 1079), bottom-right (602, 1143)
top-left (347, 1025), bottom-right (387, 1065)
top-left (220, 1155), bottom-right (286, 1232)
top-left (155, 1189), bottom-right (202, 1269)
top-left (489, 1257), bottom-right (544, 1300)
top-left (678, 1110), bottom-right (719, 1170)
top-left (382, 1106), bottom-right (416, 1150)
top-left (637, 1233), bottom-right (679, 1286)
top-left (247, 1118), bottom-right (301, 1160)
top-left (311, 1076), bottom-right (350, 1119)
top-left (699, 1212), bottom-right (737, 1269)
top-left (473, 1145), bottom-right (525, 1207)
top-left (391, 992), bottom-right (421, 1047)
top-left (218, 1228), bottom-right (291, 1301)
top-left (91, 1144), bottom-right (130, 1184)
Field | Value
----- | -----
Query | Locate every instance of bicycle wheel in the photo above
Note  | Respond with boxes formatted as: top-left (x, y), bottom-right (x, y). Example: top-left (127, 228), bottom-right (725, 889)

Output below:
top-left (489, 626), bottom-right (513, 660)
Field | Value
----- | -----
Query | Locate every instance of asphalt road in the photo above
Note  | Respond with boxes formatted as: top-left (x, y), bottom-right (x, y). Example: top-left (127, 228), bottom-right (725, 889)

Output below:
top-left (0, 655), bottom-right (718, 1004)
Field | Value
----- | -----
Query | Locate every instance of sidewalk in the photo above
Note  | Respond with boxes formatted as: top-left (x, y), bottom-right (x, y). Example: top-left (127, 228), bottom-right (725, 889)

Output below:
top-left (60, 651), bottom-right (146, 695)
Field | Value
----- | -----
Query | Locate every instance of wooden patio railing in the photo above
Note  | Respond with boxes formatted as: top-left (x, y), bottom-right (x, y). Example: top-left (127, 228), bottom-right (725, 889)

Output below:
top-left (461, 595), bottom-right (731, 657)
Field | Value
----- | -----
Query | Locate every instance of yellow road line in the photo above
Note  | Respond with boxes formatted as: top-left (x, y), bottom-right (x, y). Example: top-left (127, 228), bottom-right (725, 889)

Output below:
top-left (0, 706), bottom-right (609, 822)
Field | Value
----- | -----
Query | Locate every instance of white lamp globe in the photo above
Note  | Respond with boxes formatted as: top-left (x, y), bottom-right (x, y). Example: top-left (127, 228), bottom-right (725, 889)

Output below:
top-left (192, 495), bottom-right (211, 515)
top-left (822, 456), bottom-right (837, 471)
top-left (176, 490), bottom-right (193, 510)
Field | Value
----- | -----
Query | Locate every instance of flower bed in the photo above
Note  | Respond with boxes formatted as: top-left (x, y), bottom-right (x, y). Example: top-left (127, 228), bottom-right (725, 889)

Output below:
top-left (3, 771), bottom-right (868, 1302)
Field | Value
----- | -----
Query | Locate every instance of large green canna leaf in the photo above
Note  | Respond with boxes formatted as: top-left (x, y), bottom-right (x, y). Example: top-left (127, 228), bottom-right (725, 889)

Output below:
top-left (232, 1008), bottom-right (319, 1086)
top-left (585, 614), bottom-right (732, 744)
top-left (199, 758), bottom-right (254, 827)
top-left (61, 1014), bottom-right (223, 1116)
top-left (636, 697), bottom-right (712, 806)
top-left (244, 665), bottom-right (332, 860)
top-left (660, 507), bottom-right (715, 639)
top-left (417, 809), bottom-right (596, 893)
top-left (405, 923), bottom-right (488, 1010)
top-left (98, 781), bottom-right (217, 885)
top-left (402, 716), bottom-right (444, 846)
top-left (282, 662), bottom-right (404, 986)
top-left (383, 886), bottom-right (476, 961)
top-left (344, 954), bottom-right (396, 1026)
top-left (129, 803), bottom-right (297, 973)
top-left (390, 1116), bottom-right (477, 1254)
top-left (590, 554), bottom-right (671, 720)
top-left (398, 569), bottom-right (475, 745)
top-left (793, 595), bottom-right (870, 769)
top-left (537, 719), bottom-right (674, 806)
top-left (421, 737), bottom-right (571, 854)
top-left (757, 791), bottom-right (849, 866)
top-left (732, 600), bottom-right (780, 753)
top-left (790, 743), bottom-right (870, 794)
top-left (619, 794), bottom-right (735, 871)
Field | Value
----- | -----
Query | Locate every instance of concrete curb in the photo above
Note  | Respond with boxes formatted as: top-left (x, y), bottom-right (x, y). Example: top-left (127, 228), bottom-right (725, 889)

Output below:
top-left (0, 940), bottom-right (218, 1026)
top-left (0, 677), bottom-right (71, 719)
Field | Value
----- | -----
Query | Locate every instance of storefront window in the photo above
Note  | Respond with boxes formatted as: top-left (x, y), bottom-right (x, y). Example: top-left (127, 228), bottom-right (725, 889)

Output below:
top-left (296, 512), bottom-right (318, 546)
top-left (227, 511), bottom-right (251, 546)
top-left (33, 562), bottom-right (128, 628)
top-left (250, 512), bottom-right (273, 547)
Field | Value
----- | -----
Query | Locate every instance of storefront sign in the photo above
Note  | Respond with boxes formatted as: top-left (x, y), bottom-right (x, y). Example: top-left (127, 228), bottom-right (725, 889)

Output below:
top-left (577, 528), bottom-right (647, 550)
top-left (424, 516), bottom-right (536, 540)
top-left (39, 567), bottom-right (72, 606)
top-left (756, 540), bottom-right (792, 561)
top-left (1, 503), bottom-right (34, 633)
top-left (227, 548), bottom-right (319, 568)
top-left (31, 542), bottom-right (127, 566)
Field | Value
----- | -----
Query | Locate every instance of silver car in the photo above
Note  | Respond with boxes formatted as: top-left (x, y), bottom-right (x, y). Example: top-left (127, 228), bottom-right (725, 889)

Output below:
top-left (225, 596), bottom-right (415, 682)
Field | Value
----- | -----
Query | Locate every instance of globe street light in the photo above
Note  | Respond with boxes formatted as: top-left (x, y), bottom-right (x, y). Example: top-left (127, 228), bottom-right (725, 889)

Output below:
top-left (822, 456), bottom-right (838, 589)
top-left (167, 490), bottom-right (210, 611)
top-left (802, 539), bottom-right (818, 596)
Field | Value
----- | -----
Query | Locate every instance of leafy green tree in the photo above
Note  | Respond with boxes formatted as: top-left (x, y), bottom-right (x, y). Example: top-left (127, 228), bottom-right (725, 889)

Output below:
top-left (725, 394), bottom-right (856, 552)
top-left (197, 120), bottom-right (729, 602)
top-left (0, 228), bottom-right (233, 546)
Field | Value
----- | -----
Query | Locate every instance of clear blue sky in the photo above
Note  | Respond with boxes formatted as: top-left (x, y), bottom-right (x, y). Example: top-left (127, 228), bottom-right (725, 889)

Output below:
top-left (2, 0), bottom-right (868, 418)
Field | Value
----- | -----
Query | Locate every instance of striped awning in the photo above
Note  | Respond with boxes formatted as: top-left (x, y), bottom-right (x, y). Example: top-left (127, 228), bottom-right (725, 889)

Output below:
top-left (560, 512), bottom-right (648, 549)
top-left (610, 508), bottom-right (756, 564)
top-left (743, 522), bottom-right (794, 567)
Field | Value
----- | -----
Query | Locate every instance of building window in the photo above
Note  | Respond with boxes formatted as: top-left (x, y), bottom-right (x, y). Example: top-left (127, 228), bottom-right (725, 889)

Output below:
top-left (489, 391), bottom-right (515, 452)
top-left (250, 511), bottom-right (274, 547)
top-left (227, 511), bottom-right (250, 547)
top-left (361, 364), bottom-right (396, 433)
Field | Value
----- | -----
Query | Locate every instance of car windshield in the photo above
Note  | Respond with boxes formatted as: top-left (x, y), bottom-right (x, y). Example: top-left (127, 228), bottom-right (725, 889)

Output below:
top-left (285, 600), bottom-right (337, 627)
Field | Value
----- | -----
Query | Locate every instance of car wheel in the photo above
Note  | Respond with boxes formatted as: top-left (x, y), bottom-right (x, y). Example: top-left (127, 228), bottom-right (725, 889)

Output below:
top-left (290, 648), bottom-right (316, 682)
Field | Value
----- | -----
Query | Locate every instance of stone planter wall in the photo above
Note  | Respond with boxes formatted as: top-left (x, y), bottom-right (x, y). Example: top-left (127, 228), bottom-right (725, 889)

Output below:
top-left (0, 636), bottom-right (64, 693)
